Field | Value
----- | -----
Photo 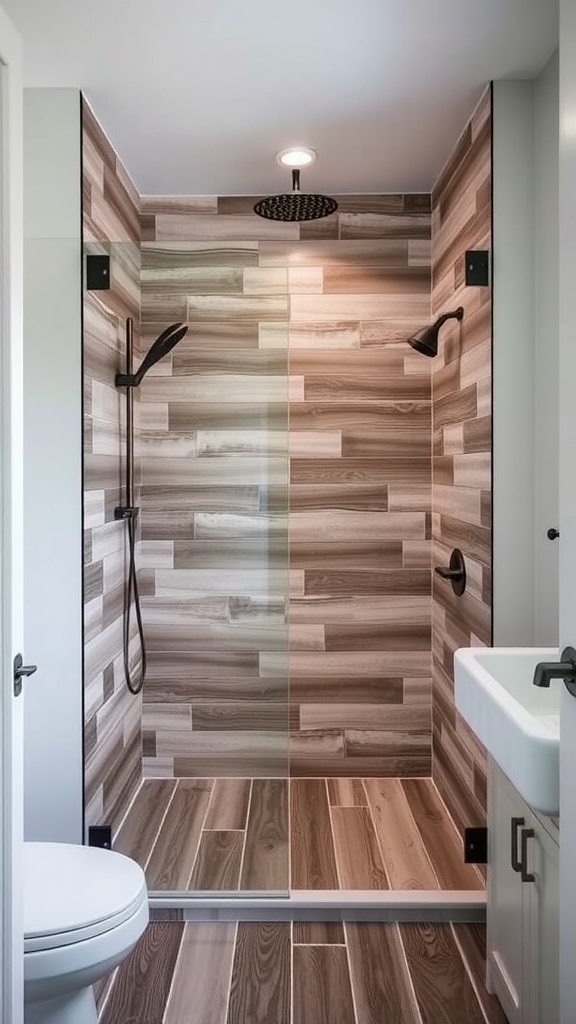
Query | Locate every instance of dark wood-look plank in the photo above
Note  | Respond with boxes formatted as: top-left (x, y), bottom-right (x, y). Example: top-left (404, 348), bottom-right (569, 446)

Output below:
top-left (239, 779), bottom-right (289, 891)
top-left (293, 945), bottom-right (356, 1024)
top-left (164, 922), bottom-right (237, 1024)
top-left (451, 924), bottom-right (509, 1024)
top-left (227, 924), bottom-right (290, 1024)
top-left (330, 807), bottom-right (389, 889)
top-left (145, 779), bottom-right (213, 890)
top-left (99, 923), bottom-right (184, 1024)
top-left (327, 778), bottom-right (367, 806)
top-left (346, 922), bottom-right (422, 1024)
top-left (293, 922), bottom-right (345, 944)
top-left (401, 778), bottom-right (483, 890)
top-left (400, 922), bottom-right (487, 1024)
top-left (189, 831), bottom-right (244, 890)
top-left (204, 778), bottom-right (252, 830)
top-left (364, 778), bottom-right (439, 890)
top-left (291, 779), bottom-right (339, 889)
top-left (113, 779), bottom-right (176, 866)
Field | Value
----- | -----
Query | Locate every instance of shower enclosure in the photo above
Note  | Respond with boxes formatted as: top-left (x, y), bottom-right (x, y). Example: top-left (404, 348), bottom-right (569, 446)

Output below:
top-left (83, 237), bottom-right (290, 897)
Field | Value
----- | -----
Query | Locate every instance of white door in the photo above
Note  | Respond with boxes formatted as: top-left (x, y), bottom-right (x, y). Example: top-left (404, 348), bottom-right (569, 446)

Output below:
top-left (558, 4), bottom-right (576, 1022)
top-left (0, 4), bottom-right (24, 1022)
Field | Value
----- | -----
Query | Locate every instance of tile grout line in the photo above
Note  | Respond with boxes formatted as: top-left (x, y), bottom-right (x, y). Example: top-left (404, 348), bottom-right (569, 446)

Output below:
top-left (160, 921), bottom-right (186, 1024)
top-left (396, 777), bottom-right (442, 888)
top-left (142, 779), bottom-right (180, 873)
top-left (342, 921), bottom-right (360, 1024)
top-left (428, 776), bottom-right (486, 887)
top-left (224, 920), bottom-right (239, 1024)
top-left (449, 924), bottom-right (493, 1024)
top-left (236, 779), bottom-right (253, 892)
top-left (111, 777), bottom-right (145, 846)
top-left (395, 922), bottom-right (426, 1024)
top-left (184, 779), bottom-right (217, 890)
top-left (361, 778), bottom-right (393, 890)
top-left (325, 779), bottom-right (343, 891)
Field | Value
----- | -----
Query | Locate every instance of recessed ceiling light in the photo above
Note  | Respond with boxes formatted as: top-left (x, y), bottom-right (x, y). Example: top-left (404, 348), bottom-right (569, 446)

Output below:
top-left (277, 147), bottom-right (317, 168)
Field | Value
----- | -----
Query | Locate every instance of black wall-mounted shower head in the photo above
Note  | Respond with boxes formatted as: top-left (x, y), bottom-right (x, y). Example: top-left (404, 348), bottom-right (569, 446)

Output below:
top-left (407, 307), bottom-right (464, 358)
top-left (116, 323), bottom-right (189, 388)
top-left (254, 169), bottom-right (338, 222)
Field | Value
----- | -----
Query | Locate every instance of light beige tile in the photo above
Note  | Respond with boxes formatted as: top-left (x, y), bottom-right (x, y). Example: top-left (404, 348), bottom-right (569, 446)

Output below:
top-left (443, 424), bottom-right (465, 454)
top-left (288, 267), bottom-right (323, 293)
top-left (92, 380), bottom-right (122, 423)
top-left (289, 431), bottom-right (342, 458)
top-left (289, 323), bottom-right (360, 349)
top-left (259, 323), bottom-right (289, 349)
top-left (432, 484), bottom-right (481, 524)
top-left (136, 402), bottom-right (169, 430)
top-left (402, 541), bottom-right (431, 568)
top-left (142, 757), bottom-right (175, 778)
top-left (140, 374), bottom-right (288, 404)
top-left (142, 704), bottom-right (192, 732)
top-left (155, 568), bottom-right (287, 597)
top-left (291, 293), bottom-right (430, 323)
top-left (85, 490), bottom-right (105, 529)
top-left (285, 651), bottom-right (431, 678)
top-left (138, 540), bottom-right (174, 569)
top-left (453, 452), bottom-right (491, 489)
top-left (290, 511), bottom-right (426, 542)
top-left (289, 376), bottom-right (305, 401)
top-left (243, 267), bottom-right (287, 294)
top-left (300, 704), bottom-right (431, 731)
top-left (155, 213), bottom-right (299, 241)
top-left (408, 239), bottom-right (432, 266)
top-left (290, 625), bottom-right (326, 651)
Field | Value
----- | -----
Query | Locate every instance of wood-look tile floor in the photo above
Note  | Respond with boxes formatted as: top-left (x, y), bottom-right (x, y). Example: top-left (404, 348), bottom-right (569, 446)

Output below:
top-left (97, 921), bottom-right (508, 1024)
top-left (113, 777), bottom-right (484, 891)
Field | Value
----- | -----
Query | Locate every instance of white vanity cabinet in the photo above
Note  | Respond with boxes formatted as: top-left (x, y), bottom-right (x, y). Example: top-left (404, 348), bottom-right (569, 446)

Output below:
top-left (487, 759), bottom-right (559, 1024)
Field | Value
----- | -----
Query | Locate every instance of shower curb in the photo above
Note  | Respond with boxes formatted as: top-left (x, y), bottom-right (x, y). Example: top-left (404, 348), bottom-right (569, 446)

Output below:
top-left (148, 889), bottom-right (486, 923)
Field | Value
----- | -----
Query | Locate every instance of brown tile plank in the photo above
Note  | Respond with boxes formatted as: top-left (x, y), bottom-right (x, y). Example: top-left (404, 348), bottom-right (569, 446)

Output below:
top-left (400, 922), bottom-right (488, 1024)
top-left (239, 779), bottom-right (289, 891)
top-left (113, 779), bottom-right (176, 866)
top-left (164, 922), bottom-right (237, 1024)
top-left (189, 831), bottom-right (244, 890)
top-left (227, 923), bottom-right (290, 1024)
top-left (293, 945), bottom-right (356, 1024)
top-left (331, 806), bottom-right (389, 889)
top-left (401, 779), bottom-right (483, 890)
top-left (327, 778), bottom-right (367, 806)
top-left (364, 778), bottom-right (439, 890)
top-left (145, 779), bottom-right (213, 890)
top-left (290, 779), bottom-right (339, 889)
top-left (451, 924), bottom-right (509, 1024)
top-left (293, 922), bottom-right (345, 944)
top-left (99, 923), bottom-right (183, 1024)
top-left (346, 922), bottom-right (422, 1024)
top-left (204, 778), bottom-right (252, 830)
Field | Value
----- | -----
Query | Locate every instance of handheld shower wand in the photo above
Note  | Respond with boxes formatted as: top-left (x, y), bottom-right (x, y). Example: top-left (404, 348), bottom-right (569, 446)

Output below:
top-left (115, 317), bottom-right (188, 695)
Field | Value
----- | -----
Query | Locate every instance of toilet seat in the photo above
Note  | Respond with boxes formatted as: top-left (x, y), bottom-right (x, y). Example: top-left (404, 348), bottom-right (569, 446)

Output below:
top-left (24, 842), bottom-right (148, 953)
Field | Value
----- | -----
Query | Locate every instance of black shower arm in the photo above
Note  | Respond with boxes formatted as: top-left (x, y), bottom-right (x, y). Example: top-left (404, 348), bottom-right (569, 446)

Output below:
top-left (434, 306), bottom-right (464, 331)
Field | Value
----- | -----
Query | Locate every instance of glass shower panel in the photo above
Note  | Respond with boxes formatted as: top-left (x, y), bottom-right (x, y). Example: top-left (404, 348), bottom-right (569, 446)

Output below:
top-left (82, 240), bottom-right (290, 898)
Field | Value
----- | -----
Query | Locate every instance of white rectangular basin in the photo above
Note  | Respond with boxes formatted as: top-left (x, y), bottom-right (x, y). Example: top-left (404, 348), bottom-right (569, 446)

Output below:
top-left (454, 646), bottom-right (560, 815)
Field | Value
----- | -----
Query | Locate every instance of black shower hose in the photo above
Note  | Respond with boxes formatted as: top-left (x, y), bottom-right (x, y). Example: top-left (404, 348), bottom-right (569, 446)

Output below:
top-left (123, 513), bottom-right (146, 695)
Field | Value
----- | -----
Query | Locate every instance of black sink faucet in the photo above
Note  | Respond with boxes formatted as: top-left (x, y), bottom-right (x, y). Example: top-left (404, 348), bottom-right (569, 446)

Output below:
top-left (533, 646), bottom-right (576, 695)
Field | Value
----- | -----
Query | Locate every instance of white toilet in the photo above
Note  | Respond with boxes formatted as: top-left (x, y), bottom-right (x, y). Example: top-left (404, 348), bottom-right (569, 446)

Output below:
top-left (24, 842), bottom-right (149, 1024)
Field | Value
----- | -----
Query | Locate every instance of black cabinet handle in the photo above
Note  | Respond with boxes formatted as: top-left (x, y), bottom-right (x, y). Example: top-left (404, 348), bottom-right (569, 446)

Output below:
top-left (511, 816), bottom-right (524, 873)
top-left (520, 828), bottom-right (535, 883)
top-left (547, 528), bottom-right (559, 540)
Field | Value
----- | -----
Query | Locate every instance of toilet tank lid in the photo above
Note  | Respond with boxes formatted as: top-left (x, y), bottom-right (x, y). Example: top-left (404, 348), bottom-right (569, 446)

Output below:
top-left (24, 842), bottom-right (147, 939)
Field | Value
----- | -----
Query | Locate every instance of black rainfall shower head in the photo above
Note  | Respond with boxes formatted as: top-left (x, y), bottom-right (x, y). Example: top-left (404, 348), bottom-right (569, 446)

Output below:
top-left (115, 323), bottom-right (189, 388)
top-left (254, 169), bottom-right (338, 222)
top-left (407, 307), bottom-right (464, 358)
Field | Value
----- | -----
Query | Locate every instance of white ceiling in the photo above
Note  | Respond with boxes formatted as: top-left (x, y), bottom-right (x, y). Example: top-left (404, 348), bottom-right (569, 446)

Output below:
top-left (4, 0), bottom-right (558, 196)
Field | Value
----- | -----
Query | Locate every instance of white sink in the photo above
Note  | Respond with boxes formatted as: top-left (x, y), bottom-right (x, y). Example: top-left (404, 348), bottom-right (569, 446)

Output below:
top-left (454, 646), bottom-right (560, 815)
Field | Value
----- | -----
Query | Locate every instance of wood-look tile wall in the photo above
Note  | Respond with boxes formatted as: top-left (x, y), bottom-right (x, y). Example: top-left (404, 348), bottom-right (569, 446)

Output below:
top-left (82, 101), bottom-right (143, 833)
top-left (140, 195), bottom-right (433, 778)
top-left (431, 87), bottom-right (492, 832)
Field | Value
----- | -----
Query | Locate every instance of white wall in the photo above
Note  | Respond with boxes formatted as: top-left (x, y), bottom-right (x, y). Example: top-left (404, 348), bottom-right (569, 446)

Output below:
top-left (23, 88), bottom-right (83, 842)
top-left (534, 51), bottom-right (560, 644)
top-left (492, 80), bottom-right (537, 645)
top-left (492, 56), bottom-right (560, 646)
